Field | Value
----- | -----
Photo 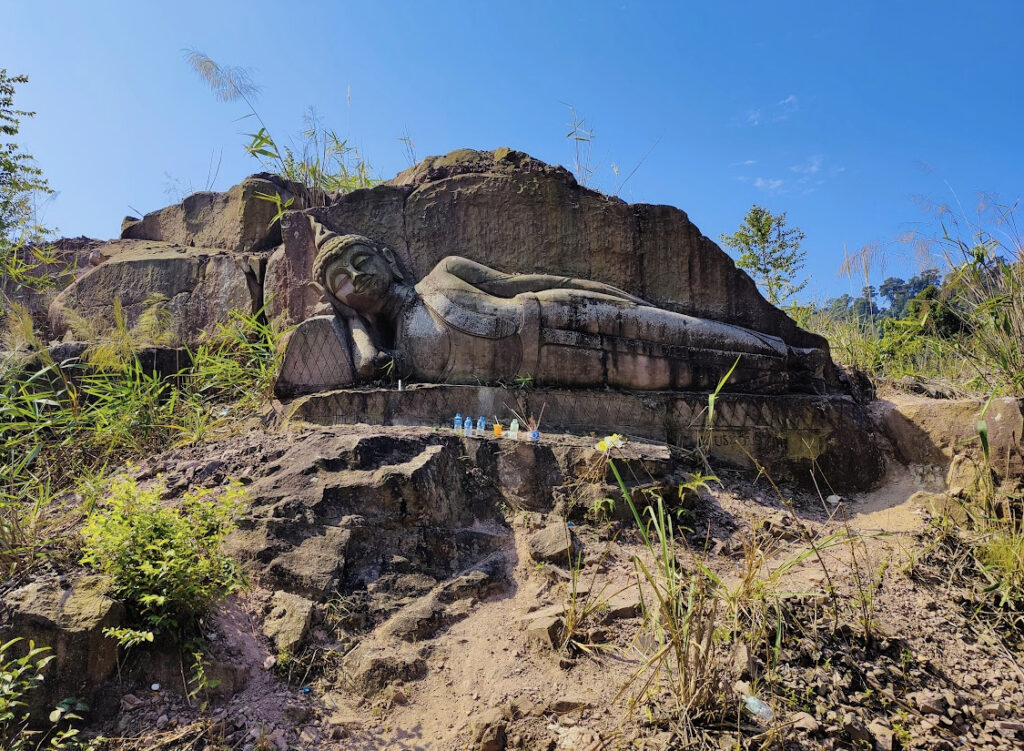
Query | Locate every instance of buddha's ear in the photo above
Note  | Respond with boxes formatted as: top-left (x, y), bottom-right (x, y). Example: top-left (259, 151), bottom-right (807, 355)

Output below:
top-left (377, 244), bottom-right (405, 282)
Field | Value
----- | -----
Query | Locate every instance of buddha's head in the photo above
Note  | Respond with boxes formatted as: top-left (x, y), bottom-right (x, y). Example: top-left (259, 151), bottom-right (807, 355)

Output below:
top-left (311, 220), bottom-right (404, 316)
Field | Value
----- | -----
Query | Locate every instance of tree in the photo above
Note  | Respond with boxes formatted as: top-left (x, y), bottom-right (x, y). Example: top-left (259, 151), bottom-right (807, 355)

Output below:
top-left (1, 70), bottom-right (51, 240)
top-left (719, 204), bottom-right (807, 306)
top-left (878, 269), bottom-right (943, 318)
top-left (1, 70), bottom-right (56, 309)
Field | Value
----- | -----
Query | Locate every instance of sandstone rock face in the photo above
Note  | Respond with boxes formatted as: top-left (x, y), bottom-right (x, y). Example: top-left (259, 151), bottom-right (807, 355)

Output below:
top-left (222, 430), bottom-right (511, 599)
top-left (270, 148), bottom-right (824, 352)
top-left (0, 236), bottom-right (105, 320)
top-left (48, 240), bottom-right (257, 345)
top-left (877, 395), bottom-right (1024, 481)
top-left (0, 575), bottom-right (124, 721)
top-left (121, 173), bottom-right (304, 253)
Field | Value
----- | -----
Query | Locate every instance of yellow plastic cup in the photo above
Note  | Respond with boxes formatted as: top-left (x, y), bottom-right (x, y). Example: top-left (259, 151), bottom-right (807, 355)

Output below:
top-left (493, 423), bottom-right (503, 437)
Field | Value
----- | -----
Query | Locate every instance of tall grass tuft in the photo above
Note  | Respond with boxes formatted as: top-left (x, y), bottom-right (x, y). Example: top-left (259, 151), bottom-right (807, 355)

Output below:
top-left (0, 305), bottom-right (284, 582)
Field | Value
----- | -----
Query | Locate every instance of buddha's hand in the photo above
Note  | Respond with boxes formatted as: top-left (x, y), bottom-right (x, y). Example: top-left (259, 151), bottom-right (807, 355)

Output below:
top-left (357, 349), bottom-right (409, 381)
top-left (310, 281), bottom-right (360, 320)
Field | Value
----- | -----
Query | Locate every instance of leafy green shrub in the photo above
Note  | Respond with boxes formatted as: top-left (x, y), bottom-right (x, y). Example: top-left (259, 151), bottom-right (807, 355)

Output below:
top-left (80, 475), bottom-right (247, 639)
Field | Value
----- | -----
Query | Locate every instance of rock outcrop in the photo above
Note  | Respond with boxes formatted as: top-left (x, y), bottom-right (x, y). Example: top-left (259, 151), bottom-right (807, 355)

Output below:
top-left (120, 173), bottom-right (304, 254)
top-left (0, 575), bottom-right (124, 722)
top-left (268, 147), bottom-right (825, 351)
top-left (287, 384), bottom-right (888, 490)
top-left (48, 240), bottom-right (259, 345)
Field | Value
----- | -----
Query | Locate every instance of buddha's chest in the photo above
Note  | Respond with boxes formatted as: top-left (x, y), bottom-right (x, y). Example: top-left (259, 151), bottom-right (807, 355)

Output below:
top-left (397, 300), bottom-right (524, 383)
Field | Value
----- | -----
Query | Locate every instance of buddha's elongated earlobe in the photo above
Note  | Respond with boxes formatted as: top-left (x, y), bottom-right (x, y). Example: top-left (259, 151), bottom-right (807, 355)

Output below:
top-left (377, 244), bottom-right (405, 282)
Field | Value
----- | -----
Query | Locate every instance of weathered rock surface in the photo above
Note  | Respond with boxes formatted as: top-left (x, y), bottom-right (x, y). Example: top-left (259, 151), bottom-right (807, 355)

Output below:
top-left (876, 395), bottom-right (1023, 481)
top-left (341, 641), bottom-right (428, 696)
top-left (528, 524), bottom-right (582, 565)
top-left (1, 236), bottom-right (105, 320)
top-left (121, 173), bottom-right (304, 253)
top-left (378, 556), bottom-right (508, 642)
top-left (287, 384), bottom-right (888, 490)
top-left (48, 240), bottom-right (258, 345)
top-left (0, 575), bottom-right (124, 721)
top-left (221, 429), bottom-right (511, 599)
top-left (262, 591), bottom-right (315, 654)
top-left (525, 615), bottom-right (565, 650)
top-left (269, 147), bottom-right (826, 352)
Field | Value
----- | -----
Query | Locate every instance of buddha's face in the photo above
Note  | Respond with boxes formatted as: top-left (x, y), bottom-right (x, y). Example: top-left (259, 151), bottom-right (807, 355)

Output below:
top-left (323, 242), bottom-right (393, 314)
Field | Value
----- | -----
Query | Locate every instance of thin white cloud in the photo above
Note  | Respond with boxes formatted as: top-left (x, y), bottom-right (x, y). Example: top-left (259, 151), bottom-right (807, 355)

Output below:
top-left (753, 177), bottom-right (784, 192)
top-left (730, 159), bottom-right (758, 167)
top-left (735, 94), bottom-right (800, 127)
top-left (790, 155), bottom-right (823, 175)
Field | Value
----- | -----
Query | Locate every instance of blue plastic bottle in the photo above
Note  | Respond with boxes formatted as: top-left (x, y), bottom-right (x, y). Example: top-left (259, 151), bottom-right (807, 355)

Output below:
top-left (477, 416), bottom-right (486, 434)
top-left (463, 415), bottom-right (473, 437)
top-left (454, 412), bottom-right (462, 433)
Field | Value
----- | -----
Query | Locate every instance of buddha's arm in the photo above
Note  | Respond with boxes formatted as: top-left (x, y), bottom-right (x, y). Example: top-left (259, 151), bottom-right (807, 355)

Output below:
top-left (347, 316), bottom-right (408, 380)
top-left (347, 317), bottom-right (380, 378)
top-left (438, 256), bottom-right (649, 304)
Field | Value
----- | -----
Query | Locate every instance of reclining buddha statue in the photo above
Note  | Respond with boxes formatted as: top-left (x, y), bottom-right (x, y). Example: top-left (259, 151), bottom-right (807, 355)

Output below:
top-left (275, 218), bottom-right (838, 396)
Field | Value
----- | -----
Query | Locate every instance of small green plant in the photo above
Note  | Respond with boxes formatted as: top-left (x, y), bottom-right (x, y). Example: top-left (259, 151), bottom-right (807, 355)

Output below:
top-left (698, 357), bottom-right (740, 471)
top-left (618, 490), bottom-right (730, 729)
top-left (187, 305), bottom-right (286, 414)
top-left (80, 474), bottom-right (247, 640)
top-left (560, 537), bottom-right (627, 657)
top-left (187, 650), bottom-right (222, 710)
top-left (587, 496), bottom-right (616, 523)
top-left (100, 627), bottom-right (154, 651)
top-left (0, 639), bottom-right (90, 750)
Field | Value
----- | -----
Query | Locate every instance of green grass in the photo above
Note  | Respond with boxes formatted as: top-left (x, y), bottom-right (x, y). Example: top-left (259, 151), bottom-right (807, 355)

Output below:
top-left (0, 305), bottom-right (283, 583)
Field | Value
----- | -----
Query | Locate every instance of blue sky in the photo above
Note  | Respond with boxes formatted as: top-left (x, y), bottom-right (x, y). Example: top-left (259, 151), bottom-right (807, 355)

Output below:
top-left (4, 1), bottom-right (1022, 300)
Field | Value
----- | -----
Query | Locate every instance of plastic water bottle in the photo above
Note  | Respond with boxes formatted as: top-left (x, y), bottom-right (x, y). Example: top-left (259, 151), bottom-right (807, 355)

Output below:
top-left (454, 412), bottom-right (462, 433)
top-left (463, 415), bottom-right (473, 437)
top-left (477, 416), bottom-right (486, 435)
top-left (743, 695), bottom-right (774, 723)
top-left (509, 419), bottom-right (519, 440)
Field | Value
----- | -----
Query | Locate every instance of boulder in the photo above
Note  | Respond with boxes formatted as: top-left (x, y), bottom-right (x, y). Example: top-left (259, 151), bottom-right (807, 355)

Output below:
top-left (471, 706), bottom-right (508, 751)
top-left (528, 523), bottom-right (582, 565)
top-left (121, 173), bottom-right (305, 253)
top-left (525, 615), bottom-right (565, 650)
top-left (270, 147), bottom-right (826, 352)
top-left (0, 575), bottom-right (124, 721)
top-left (0, 236), bottom-right (105, 319)
top-left (341, 642), bottom-right (427, 696)
top-left (262, 590), bottom-right (315, 654)
top-left (48, 240), bottom-right (258, 346)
